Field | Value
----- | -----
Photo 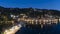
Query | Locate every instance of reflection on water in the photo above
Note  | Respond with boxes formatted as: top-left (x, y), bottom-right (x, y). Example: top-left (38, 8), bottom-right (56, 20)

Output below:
top-left (16, 23), bottom-right (60, 34)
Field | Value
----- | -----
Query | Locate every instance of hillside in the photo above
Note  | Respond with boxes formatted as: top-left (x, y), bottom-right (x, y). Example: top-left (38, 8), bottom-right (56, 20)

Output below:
top-left (0, 6), bottom-right (60, 19)
top-left (0, 6), bottom-right (60, 33)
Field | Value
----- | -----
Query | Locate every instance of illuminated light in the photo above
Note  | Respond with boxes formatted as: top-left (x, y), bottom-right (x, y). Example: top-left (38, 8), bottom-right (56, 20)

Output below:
top-left (47, 23), bottom-right (51, 24)
top-left (43, 22), bottom-right (45, 25)
top-left (5, 30), bottom-right (8, 32)
top-left (25, 19), bottom-right (27, 21)
top-left (39, 20), bottom-right (41, 23)
top-left (4, 24), bottom-right (22, 34)
top-left (43, 20), bottom-right (46, 23)
top-left (59, 19), bottom-right (60, 22)
top-left (35, 20), bottom-right (38, 24)
top-left (43, 20), bottom-right (46, 25)
top-left (41, 24), bottom-right (43, 28)
top-left (10, 15), bottom-right (14, 17)
top-left (18, 18), bottom-right (20, 21)
top-left (45, 20), bottom-right (48, 23)
top-left (30, 20), bottom-right (32, 24)
top-left (48, 19), bottom-right (51, 23)
top-left (39, 22), bottom-right (41, 24)
top-left (31, 20), bottom-right (34, 24)
top-left (12, 21), bottom-right (14, 24)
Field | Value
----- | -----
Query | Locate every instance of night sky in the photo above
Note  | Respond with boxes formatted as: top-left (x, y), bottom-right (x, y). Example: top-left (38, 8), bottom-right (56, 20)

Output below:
top-left (0, 0), bottom-right (60, 10)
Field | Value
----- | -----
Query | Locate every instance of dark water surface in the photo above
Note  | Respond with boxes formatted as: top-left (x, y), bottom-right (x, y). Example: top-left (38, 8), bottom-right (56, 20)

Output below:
top-left (16, 23), bottom-right (60, 34)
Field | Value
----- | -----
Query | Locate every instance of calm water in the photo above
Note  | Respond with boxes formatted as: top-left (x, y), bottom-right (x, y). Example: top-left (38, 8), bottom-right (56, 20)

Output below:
top-left (16, 23), bottom-right (60, 34)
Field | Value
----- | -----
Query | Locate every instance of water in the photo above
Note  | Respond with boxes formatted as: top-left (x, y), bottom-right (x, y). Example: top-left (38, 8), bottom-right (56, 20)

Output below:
top-left (15, 23), bottom-right (60, 34)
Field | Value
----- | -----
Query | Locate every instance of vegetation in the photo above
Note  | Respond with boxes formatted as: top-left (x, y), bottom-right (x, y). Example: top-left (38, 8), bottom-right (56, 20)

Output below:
top-left (0, 6), bottom-right (60, 33)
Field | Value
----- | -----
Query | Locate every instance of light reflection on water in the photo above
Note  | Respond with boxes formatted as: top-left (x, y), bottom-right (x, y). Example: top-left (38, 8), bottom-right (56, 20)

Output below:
top-left (16, 23), bottom-right (60, 34)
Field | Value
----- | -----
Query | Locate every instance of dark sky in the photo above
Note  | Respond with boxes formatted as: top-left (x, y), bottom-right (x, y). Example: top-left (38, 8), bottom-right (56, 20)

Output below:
top-left (0, 0), bottom-right (60, 10)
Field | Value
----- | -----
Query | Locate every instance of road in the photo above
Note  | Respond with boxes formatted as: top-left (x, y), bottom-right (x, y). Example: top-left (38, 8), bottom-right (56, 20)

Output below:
top-left (3, 22), bottom-right (22, 34)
